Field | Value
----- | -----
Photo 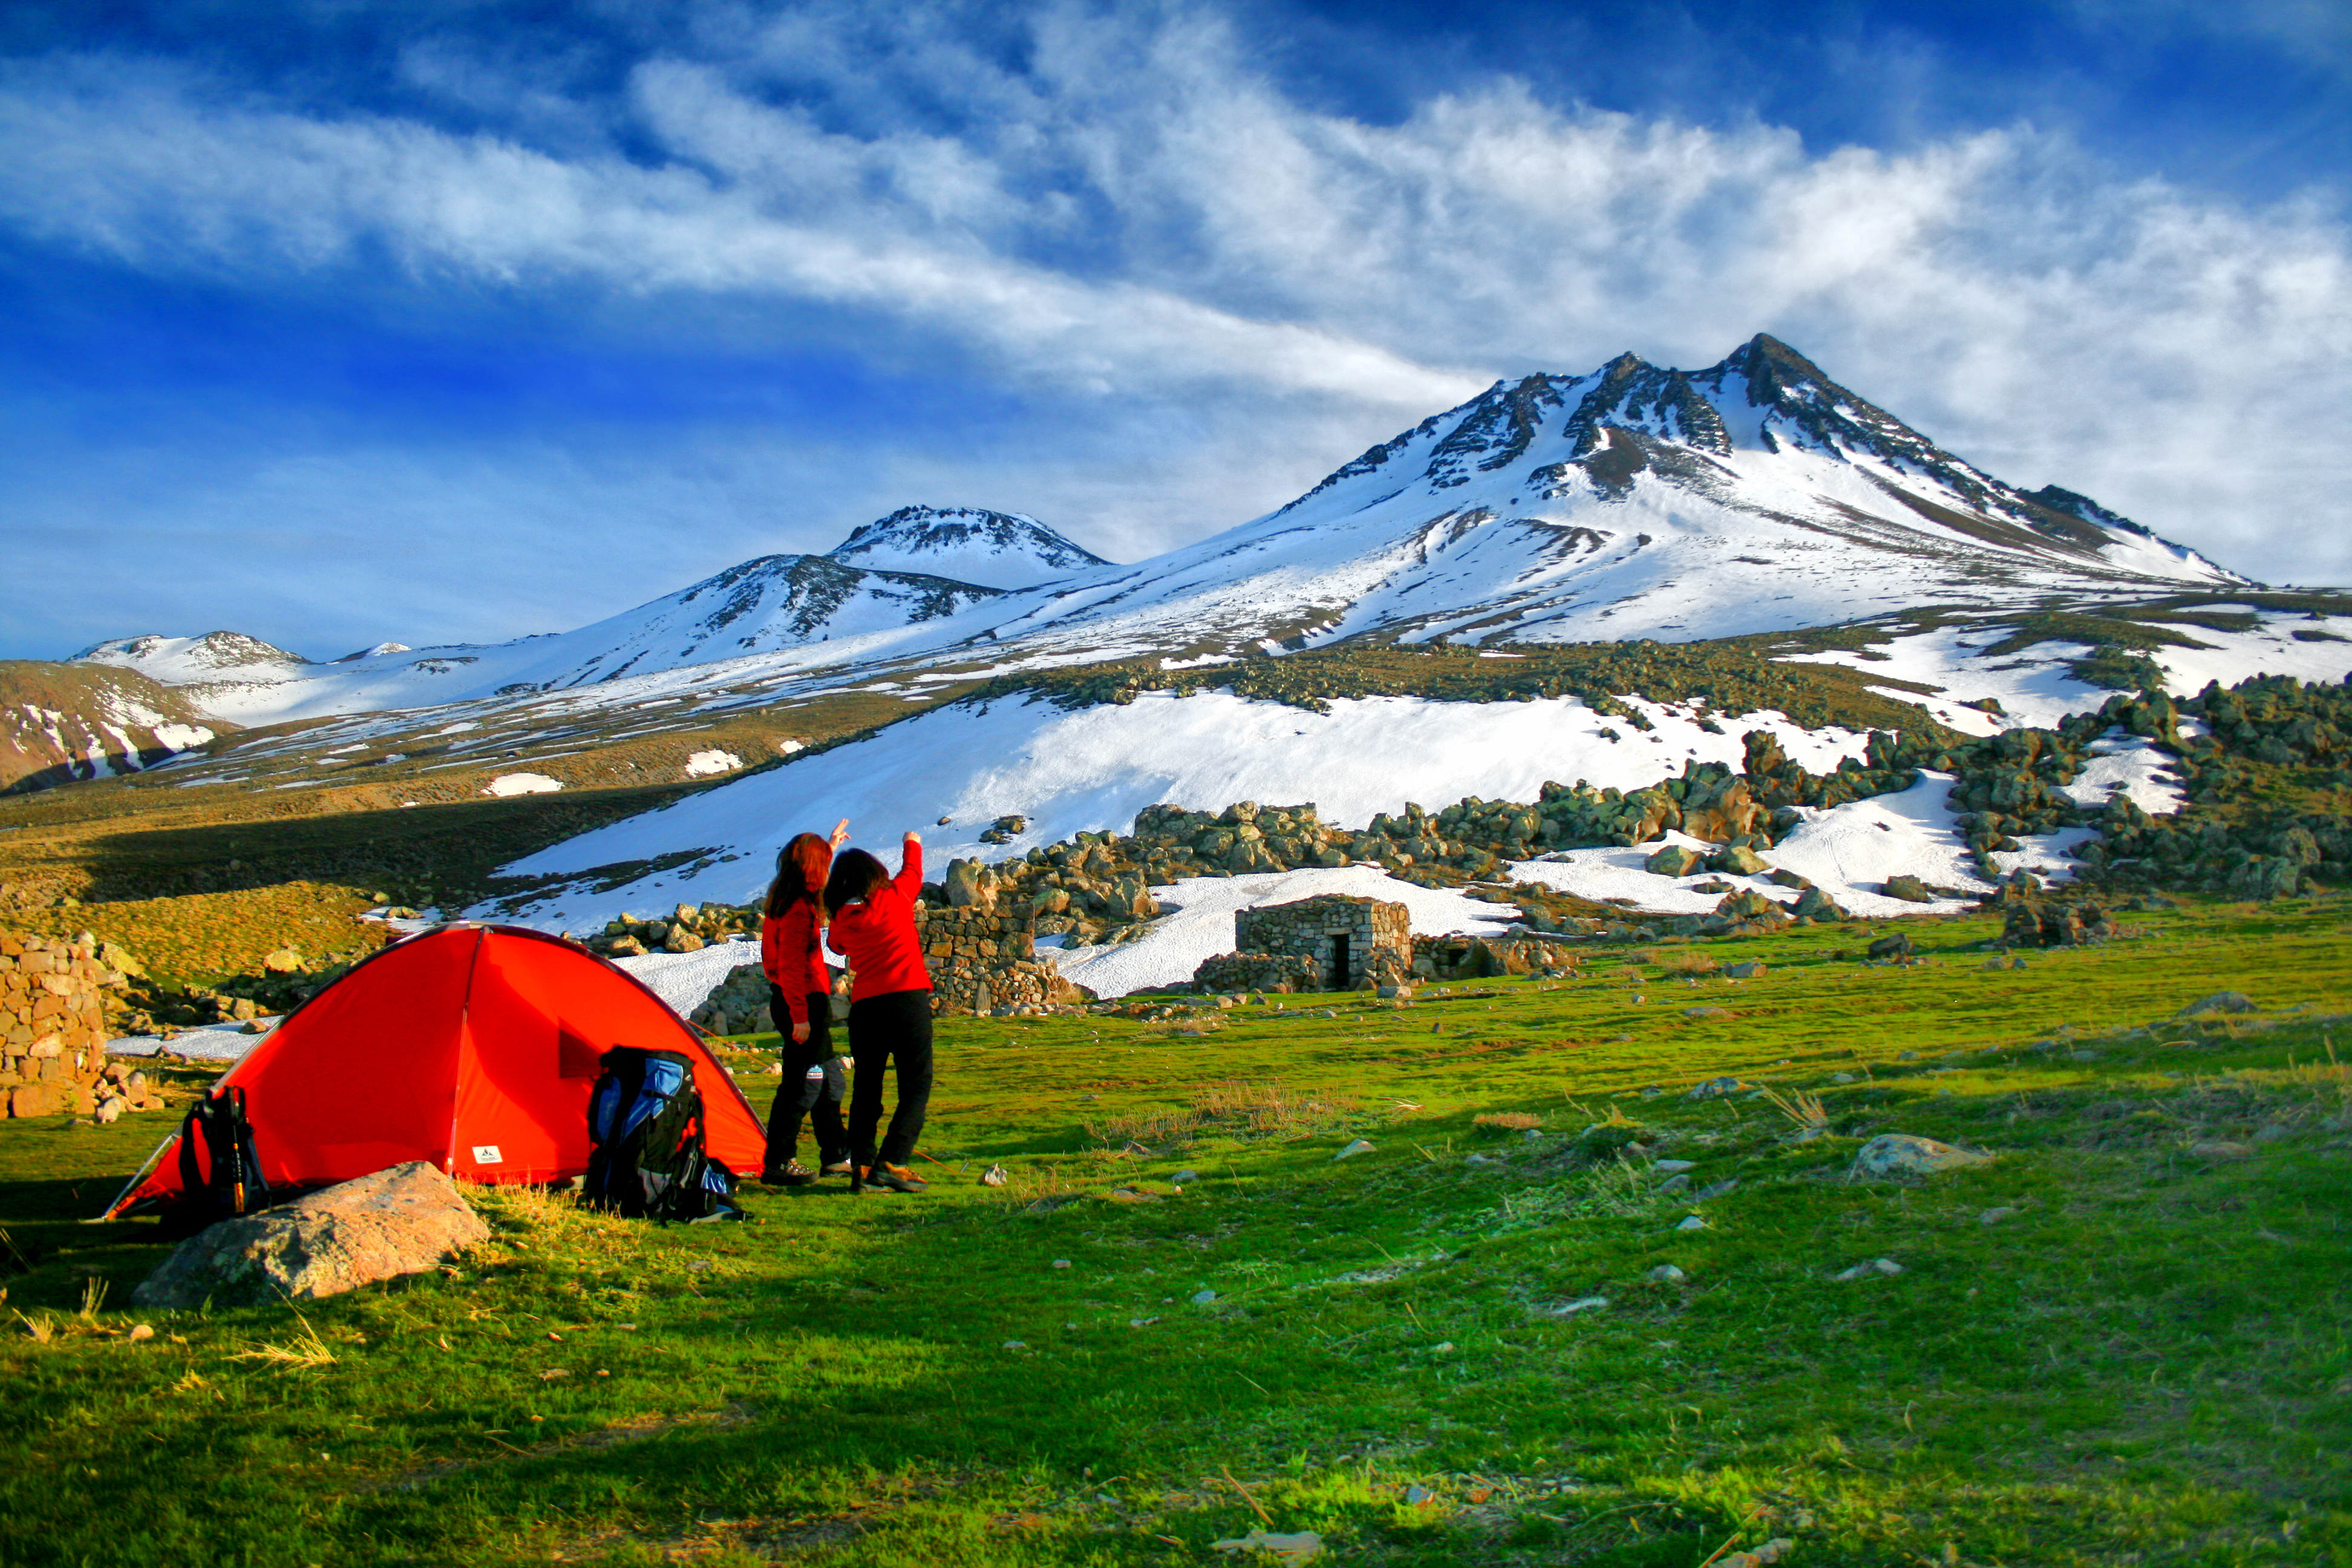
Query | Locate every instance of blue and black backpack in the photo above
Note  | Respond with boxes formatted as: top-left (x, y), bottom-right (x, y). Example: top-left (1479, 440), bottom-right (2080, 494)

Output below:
top-left (583, 1047), bottom-right (741, 1223)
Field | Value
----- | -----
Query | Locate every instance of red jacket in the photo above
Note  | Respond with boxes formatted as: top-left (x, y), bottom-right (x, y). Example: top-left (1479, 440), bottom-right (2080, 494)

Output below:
top-left (759, 895), bottom-right (829, 1028)
top-left (828, 841), bottom-right (932, 1002)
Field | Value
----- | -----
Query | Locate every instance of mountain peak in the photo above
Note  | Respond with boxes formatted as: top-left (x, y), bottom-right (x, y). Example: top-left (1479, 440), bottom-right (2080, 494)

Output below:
top-left (825, 505), bottom-right (1110, 589)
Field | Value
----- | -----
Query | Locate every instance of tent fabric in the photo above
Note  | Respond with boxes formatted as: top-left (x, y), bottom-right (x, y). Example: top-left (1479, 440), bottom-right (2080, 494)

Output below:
top-left (109, 924), bottom-right (766, 1216)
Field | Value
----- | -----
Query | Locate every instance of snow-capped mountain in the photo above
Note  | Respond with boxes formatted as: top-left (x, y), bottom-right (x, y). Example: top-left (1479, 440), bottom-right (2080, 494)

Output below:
top-left (61, 335), bottom-right (2247, 730)
top-left (950, 334), bottom-right (2238, 656)
top-left (826, 506), bottom-right (1110, 588)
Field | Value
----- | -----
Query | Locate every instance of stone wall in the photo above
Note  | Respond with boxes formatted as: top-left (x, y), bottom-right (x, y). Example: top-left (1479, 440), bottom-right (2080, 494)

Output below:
top-left (1232, 895), bottom-right (1412, 988)
top-left (1, 929), bottom-right (122, 1117)
top-left (913, 905), bottom-right (1088, 1016)
top-left (1412, 933), bottom-right (1576, 981)
top-left (1192, 953), bottom-right (1321, 995)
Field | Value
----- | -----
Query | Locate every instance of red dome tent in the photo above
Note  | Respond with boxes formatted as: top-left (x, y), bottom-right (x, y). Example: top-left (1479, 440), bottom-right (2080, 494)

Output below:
top-left (106, 924), bottom-right (766, 1217)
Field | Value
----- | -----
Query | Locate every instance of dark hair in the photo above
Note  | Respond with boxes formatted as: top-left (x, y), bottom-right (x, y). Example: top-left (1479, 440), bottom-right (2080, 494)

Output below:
top-left (765, 832), bottom-right (833, 918)
top-left (822, 848), bottom-right (890, 920)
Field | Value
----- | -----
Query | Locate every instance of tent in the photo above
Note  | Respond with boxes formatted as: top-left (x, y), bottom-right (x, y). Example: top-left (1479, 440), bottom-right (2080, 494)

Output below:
top-left (106, 924), bottom-right (767, 1217)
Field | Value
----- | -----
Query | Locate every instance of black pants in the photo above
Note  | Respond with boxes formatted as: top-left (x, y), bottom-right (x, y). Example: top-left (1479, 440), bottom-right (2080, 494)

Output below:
top-left (846, 988), bottom-right (933, 1169)
top-left (763, 987), bottom-right (846, 1174)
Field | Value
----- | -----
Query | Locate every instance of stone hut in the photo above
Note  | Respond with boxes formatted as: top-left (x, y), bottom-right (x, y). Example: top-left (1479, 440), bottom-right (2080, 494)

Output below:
top-left (1203, 894), bottom-right (1411, 991)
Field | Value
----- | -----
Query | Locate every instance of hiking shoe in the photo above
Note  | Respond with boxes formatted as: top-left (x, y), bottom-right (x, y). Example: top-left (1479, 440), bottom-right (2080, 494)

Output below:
top-left (867, 1163), bottom-right (927, 1194)
top-left (764, 1160), bottom-right (818, 1187)
top-left (820, 1159), bottom-right (852, 1176)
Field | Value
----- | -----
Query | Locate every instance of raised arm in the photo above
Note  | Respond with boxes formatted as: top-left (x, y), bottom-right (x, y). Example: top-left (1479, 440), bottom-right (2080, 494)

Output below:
top-left (894, 830), bottom-right (924, 896)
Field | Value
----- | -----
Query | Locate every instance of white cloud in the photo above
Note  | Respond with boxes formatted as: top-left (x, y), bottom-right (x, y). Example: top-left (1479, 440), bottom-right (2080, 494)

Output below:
top-left (0, 7), bottom-right (2346, 592)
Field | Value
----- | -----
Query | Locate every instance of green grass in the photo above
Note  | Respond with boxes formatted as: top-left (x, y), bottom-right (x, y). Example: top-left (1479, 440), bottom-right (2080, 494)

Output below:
top-left (3, 899), bottom-right (2350, 1565)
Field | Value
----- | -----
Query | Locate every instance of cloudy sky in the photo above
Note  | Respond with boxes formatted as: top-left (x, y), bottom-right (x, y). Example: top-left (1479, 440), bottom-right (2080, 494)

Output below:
top-left (1, 1), bottom-right (2345, 661)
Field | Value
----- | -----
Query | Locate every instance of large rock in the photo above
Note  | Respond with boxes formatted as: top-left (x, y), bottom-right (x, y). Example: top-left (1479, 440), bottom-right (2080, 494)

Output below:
top-left (1644, 844), bottom-right (1704, 877)
top-left (7, 1082), bottom-right (65, 1119)
top-left (1710, 844), bottom-right (1768, 876)
top-left (2178, 991), bottom-right (2256, 1018)
top-left (132, 1161), bottom-right (491, 1308)
top-left (1851, 1134), bottom-right (1990, 1181)
top-left (1881, 875), bottom-right (1936, 903)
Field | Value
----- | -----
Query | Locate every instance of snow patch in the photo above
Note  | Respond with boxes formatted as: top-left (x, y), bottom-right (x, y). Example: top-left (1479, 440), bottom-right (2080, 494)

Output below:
top-left (684, 750), bottom-right (743, 778)
top-left (484, 772), bottom-right (563, 797)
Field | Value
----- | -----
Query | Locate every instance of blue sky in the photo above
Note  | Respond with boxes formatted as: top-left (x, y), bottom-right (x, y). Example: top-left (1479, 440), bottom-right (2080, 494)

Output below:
top-left (1, 1), bottom-right (2345, 660)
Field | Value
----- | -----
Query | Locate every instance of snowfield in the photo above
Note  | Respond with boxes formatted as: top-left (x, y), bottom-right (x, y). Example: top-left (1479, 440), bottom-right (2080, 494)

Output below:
top-left (491, 689), bottom-right (1883, 932)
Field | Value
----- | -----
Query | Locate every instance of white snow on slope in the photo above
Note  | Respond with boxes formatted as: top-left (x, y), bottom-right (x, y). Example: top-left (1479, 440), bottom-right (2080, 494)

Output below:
top-left (488, 690), bottom-right (1883, 932)
top-left (485, 772), bottom-right (563, 797)
top-left (609, 938), bottom-right (765, 1019)
top-left (2059, 733), bottom-right (2189, 817)
top-left (1782, 625), bottom-right (2113, 731)
top-left (2149, 615), bottom-right (2352, 694)
top-left (1048, 866), bottom-right (1521, 998)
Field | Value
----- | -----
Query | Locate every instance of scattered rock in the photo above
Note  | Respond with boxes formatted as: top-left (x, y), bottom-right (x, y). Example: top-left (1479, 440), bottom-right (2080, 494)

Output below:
top-left (1979, 1206), bottom-right (2019, 1225)
top-left (1644, 845), bottom-right (1704, 877)
top-left (1105, 1187), bottom-right (1158, 1203)
top-left (1866, 932), bottom-right (1914, 960)
top-left (1001, 1340), bottom-right (1027, 1351)
top-left (1051, 1258), bottom-right (1071, 1270)
top-left (1831, 1258), bottom-right (1904, 1282)
top-left (1210, 1528), bottom-right (1324, 1564)
top-left (1191, 1290), bottom-right (1217, 1305)
top-left (2067, 1050), bottom-right (2099, 1063)
top-left (1850, 1134), bottom-right (1990, 1180)
top-left (6, 1083), bottom-right (66, 1119)
top-left (261, 947), bottom-right (304, 975)
top-left (1173, 1169), bottom-right (1200, 1184)
top-left (1653, 1159), bottom-right (1696, 1174)
top-left (127, 1324), bottom-right (154, 1341)
top-left (1881, 875), bottom-right (1936, 903)
top-left (1684, 1006), bottom-right (1734, 1021)
top-left (1647, 1264), bottom-right (1687, 1284)
top-left (1404, 1483), bottom-right (1436, 1506)
top-left (1551, 1295), bottom-right (1610, 1314)
top-left (1718, 1538), bottom-right (1798, 1567)
top-left (1694, 1178), bottom-right (1740, 1200)
top-left (1334, 1138), bottom-right (1374, 1160)
top-left (1723, 961), bottom-right (1767, 979)
top-left (981, 1165), bottom-right (1009, 1187)
top-left (2178, 991), bottom-right (2256, 1018)
top-left (132, 1161), bottom-right (491, 1308)
top-left (1710, 844), bottom-right (1768, 876)
top-left (2187, 1141), bottom-right (2252, 1161)
top-left (1673, 1214), bottom-right (1707, 1231)
top-left (1684, 1076), bottom-right (1743, 1098)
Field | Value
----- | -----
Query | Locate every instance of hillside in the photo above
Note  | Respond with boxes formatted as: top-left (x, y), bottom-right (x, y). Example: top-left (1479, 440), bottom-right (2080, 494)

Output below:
top-left (0, 660), bottom-right (220, 794)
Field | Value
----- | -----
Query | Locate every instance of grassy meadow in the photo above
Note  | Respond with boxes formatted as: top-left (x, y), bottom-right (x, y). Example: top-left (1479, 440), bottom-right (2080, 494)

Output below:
top-left (2, 897), bottom-right (2349, 1566)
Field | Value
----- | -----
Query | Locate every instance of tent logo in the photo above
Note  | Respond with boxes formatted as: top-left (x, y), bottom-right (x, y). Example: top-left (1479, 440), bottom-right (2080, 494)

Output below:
top-left (472, 1145), bottom-right (504, 1165)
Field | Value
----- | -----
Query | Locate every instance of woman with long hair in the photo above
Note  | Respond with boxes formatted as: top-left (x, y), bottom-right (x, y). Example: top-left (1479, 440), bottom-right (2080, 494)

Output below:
top-left (758, 818), bottom-right (851, 1186)
top-left (823, 829), bottom-right (933, 1195)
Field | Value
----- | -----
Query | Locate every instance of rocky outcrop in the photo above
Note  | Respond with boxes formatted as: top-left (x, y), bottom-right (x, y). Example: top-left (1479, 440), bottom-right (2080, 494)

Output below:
top-left (132, 1161), bottom-right (491, 1308)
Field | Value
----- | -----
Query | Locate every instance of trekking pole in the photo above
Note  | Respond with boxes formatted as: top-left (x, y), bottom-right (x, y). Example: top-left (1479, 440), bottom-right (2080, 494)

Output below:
top-left (913, 1150), bottom-right (952, 1169)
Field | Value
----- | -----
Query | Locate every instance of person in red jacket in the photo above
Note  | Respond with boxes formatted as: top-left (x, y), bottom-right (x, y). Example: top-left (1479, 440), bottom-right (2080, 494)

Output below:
top-left (823, 829), bottom-right (933, 1194)
top-left (758, 818), bottom-right (850, 1186)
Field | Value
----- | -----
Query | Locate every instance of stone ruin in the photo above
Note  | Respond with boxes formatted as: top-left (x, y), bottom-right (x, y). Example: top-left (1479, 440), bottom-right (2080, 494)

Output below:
top-left (1194, 894), bottom-right (1412, 992)
top-left (1412, 932), bottom-right (1575, 982)
top-left (914, 903), bottom-right (1089, 1016)
top-left (1, 928), bottom-right (161, 1120)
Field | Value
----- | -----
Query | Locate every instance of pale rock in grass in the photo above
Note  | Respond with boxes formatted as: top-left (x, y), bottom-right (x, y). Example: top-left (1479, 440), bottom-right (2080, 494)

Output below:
top-left (132, 1161), bottom-right (489, 1308)
top-left (1831, 1258), bottom-right (1905, 1282)
top-left (1334, 1138), bottom-right (1374, 1160)
top-left (2178, 991), bottom-right (2256, 1018)
top-left (1979, 1206), bottom-right (2019, 1224)
top-left (1684, 1075), bottom-right (1744, 1098)
top-left (1850, 1134), bottom-right (1990, 1180)
top-left (1647, 1264), bottom-right (1688, 1284)
top-left (1674, 1214), bottom-right (1708, 1231)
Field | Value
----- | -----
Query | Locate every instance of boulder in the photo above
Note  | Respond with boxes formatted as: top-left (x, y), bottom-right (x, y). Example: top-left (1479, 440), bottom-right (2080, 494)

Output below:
top-left (1710, 845), bottom-right (1768, 877)
top-left (1644, 845), bottom-right (1704, 877)
top-left (1722, 961), bottom-right (1767, 979)
top-left (1866, 932), bottom-right (1913, 961)
top-left (131, 1161), bottom-right (491, 1309)
top-left (1850, 1134), bottom-right (1990, 1181)
top-left (1791, 886), bottom-right (1848, 921)
top-left (1881, 875), bottom-right (1936, 903)
top-left (2178, 991), bottom-right (2256, 1018)
top-left (7, 1082), bottom-right (65, 1119)
top-left (261, 947), bottom-right (304, 975)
